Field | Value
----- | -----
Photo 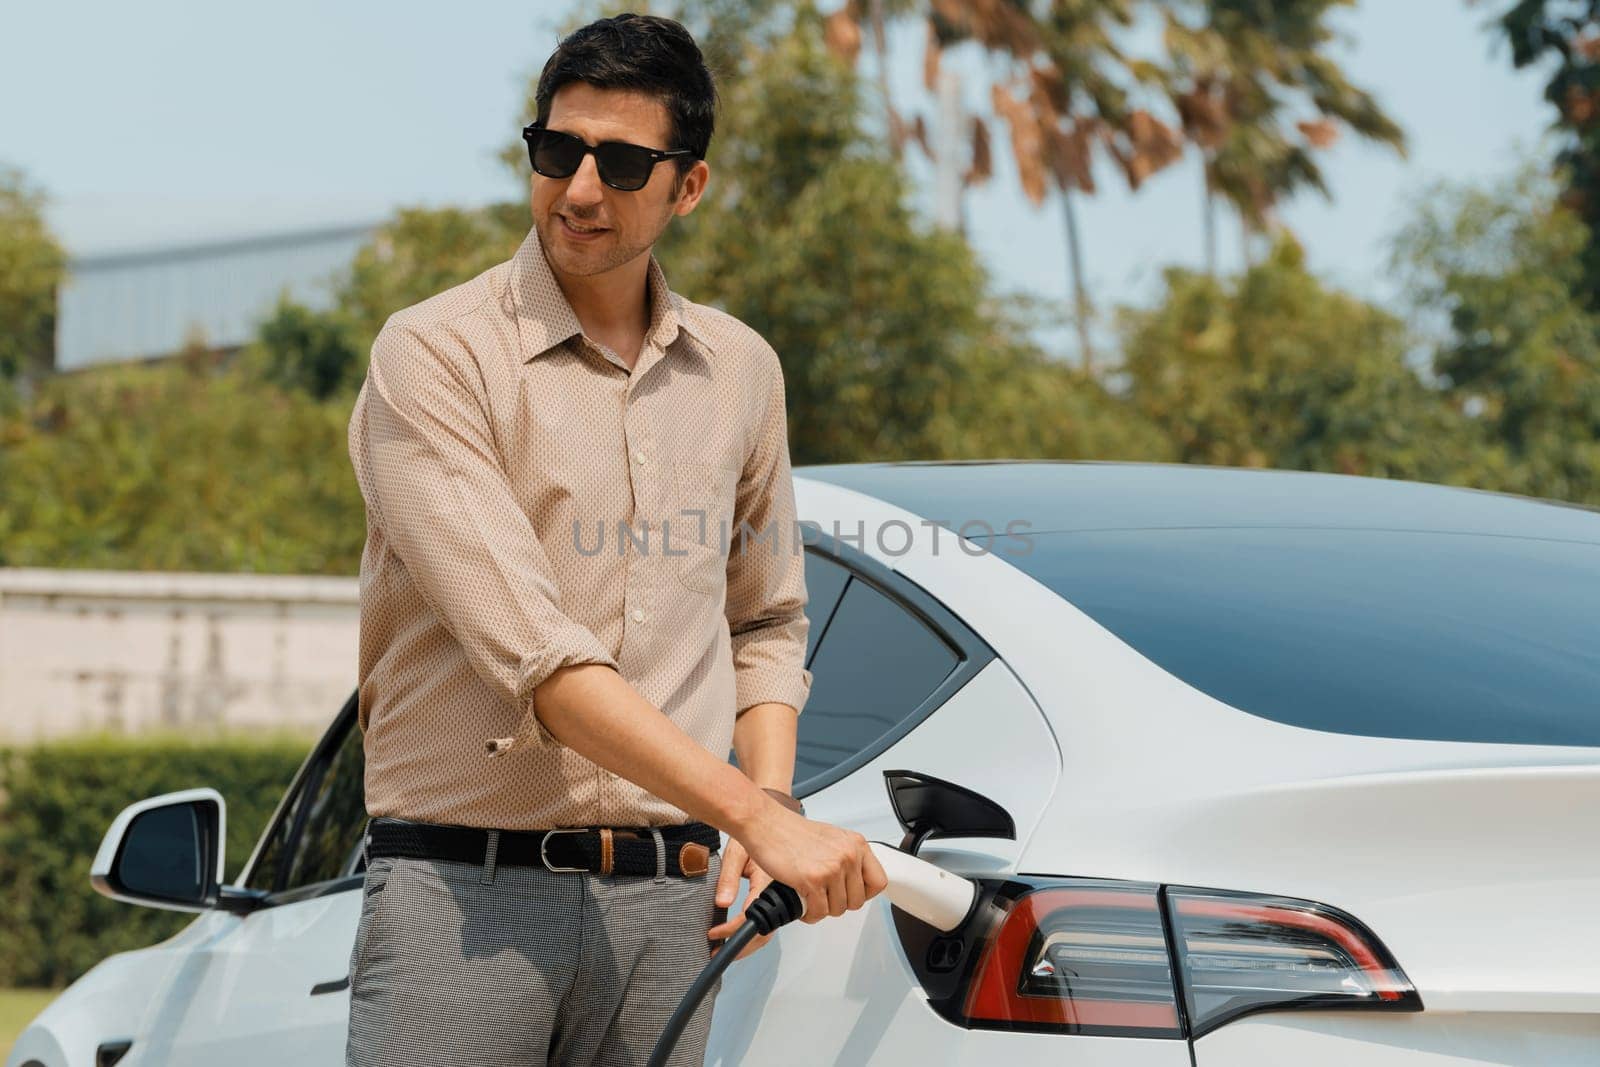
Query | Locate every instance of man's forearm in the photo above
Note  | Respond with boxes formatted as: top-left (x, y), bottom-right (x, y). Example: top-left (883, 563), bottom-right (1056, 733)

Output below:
top-left (531, 663), bottom-right (771, 835)
top-left (732, 701), bottom-right (799, 794)
top-left (536, 664), bottom-right (883, 931)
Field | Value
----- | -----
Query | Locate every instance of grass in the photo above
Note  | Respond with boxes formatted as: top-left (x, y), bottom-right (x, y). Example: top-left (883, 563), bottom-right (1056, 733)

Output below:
top-left (1, 989), bottom-right (57, 1058)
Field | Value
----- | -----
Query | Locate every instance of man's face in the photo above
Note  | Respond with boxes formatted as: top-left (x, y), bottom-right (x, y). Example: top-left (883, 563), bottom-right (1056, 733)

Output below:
top-left (531, 82), bottom-right (709, 280)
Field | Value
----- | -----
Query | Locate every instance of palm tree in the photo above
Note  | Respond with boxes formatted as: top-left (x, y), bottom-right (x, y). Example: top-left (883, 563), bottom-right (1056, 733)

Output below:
top-left (1028, 1), bottom-right (1183, 370)
top-left (826, 0), bottom-right (1183, 371)
top-left (824, 0), bottom-right (923, 156)
top-left (1162, 0), bottom-right (1406, 273)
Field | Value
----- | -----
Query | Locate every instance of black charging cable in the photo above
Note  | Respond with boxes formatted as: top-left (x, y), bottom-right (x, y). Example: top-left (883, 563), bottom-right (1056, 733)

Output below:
top-left (644, 880), bottom-right (806, 1067)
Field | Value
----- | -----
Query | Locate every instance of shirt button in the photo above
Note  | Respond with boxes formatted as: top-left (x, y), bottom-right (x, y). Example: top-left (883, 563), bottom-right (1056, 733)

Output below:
top-left (634, 450), bottom-right (648, 465)
top-left (631, 609), bottom-right (646, 623)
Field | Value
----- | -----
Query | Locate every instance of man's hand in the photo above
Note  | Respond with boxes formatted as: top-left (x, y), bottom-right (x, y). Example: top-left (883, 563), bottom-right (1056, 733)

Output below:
top-left (707, 837), bottom-right (774, 959)
top-left (726, 796), bottom-right (889, 932)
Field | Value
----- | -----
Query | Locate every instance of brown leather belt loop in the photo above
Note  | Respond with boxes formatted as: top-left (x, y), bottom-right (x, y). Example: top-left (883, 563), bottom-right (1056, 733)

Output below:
top-left (599, 828), bottom-right (614, 876)
top-left (678, 841), bottom-right (710, 877)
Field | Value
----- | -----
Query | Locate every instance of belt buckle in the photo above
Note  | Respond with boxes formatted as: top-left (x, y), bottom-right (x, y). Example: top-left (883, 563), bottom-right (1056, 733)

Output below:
top-left (540, 828), bottom-right (590, 873)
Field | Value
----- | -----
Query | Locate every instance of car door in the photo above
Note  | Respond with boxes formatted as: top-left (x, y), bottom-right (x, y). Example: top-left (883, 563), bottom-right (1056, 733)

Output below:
top-left (129, 698), bottom-right (367, 1067)
top-left (705, 541), bottom-right (1065, 1066)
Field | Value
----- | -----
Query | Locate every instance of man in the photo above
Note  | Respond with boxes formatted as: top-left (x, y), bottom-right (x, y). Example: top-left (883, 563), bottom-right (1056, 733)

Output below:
top-left (343, 12), bottom-right (888, 1067)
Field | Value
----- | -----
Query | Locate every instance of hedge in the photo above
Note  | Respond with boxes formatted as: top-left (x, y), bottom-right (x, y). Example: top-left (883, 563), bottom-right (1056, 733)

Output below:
top-left (0, 733), bottom-right (313, 988)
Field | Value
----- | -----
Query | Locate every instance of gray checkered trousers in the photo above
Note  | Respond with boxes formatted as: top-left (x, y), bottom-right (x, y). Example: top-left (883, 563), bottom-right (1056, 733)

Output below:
top-left (346, 824), bottom-right (726, 1066)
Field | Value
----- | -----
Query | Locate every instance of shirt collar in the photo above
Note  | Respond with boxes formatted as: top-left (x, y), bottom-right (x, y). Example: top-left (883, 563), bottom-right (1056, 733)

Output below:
top-left (510, 223), bottom-right (690, 362)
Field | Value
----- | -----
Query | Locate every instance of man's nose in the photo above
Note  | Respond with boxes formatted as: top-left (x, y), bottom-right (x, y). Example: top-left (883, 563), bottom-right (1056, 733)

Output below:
top-left (565, 152), bottom-right (605, 209)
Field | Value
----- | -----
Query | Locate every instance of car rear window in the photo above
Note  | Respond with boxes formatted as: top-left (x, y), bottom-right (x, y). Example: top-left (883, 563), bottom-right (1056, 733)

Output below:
top-left (988, 527), bottom-right (1600, 747)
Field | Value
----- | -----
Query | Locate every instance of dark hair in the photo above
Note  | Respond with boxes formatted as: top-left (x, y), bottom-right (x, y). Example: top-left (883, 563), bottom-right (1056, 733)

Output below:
top-left (534, 13), bottom-right (717, 174)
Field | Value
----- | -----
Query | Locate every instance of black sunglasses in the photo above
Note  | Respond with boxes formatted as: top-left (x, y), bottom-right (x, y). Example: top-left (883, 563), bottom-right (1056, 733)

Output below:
top-left (522, 124), bottom-right (697, 192)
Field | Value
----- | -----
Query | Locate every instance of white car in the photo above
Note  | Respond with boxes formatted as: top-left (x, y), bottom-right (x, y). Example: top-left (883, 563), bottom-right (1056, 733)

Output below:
top-left (10, 461), bottom-right (1598, 1067)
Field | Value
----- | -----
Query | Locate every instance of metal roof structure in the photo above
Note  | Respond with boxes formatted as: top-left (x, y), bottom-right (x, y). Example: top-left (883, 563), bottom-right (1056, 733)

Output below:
top-left (54, 221), bottom-right (380, 371)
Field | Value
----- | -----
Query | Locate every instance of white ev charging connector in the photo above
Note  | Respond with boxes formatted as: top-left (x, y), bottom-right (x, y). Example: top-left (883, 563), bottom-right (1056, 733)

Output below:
top-left (646, 841), bottom-right (979, 1066)
top-left (862, 840), bottom-right (978, 932)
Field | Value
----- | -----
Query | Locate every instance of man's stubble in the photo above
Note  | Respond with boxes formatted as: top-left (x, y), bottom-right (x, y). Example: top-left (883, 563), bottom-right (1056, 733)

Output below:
top-left (534, 180), bottom-right (681, 280)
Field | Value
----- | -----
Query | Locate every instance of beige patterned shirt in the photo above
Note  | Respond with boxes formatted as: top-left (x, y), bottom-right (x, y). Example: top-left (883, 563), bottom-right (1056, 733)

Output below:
top-left (347, 223), bottom-right (812, 830)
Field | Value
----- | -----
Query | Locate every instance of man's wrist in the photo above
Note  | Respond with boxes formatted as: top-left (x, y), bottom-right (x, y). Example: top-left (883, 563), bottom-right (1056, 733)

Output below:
top-left (722, 771), bottom-right (775, 838)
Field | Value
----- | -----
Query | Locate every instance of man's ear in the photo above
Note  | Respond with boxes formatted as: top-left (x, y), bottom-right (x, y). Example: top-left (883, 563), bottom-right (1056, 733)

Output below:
top-left (672, 159), bottom-right (711, 217)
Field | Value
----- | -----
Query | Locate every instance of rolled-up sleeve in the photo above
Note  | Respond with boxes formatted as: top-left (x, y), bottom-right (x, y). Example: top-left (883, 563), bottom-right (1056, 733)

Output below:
top-left (725, 347), bottom-right (812, 716)
top-left (350, 321), bottom-right (617, 748)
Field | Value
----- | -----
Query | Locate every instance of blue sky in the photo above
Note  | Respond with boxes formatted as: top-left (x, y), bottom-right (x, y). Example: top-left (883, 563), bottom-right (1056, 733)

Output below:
top-left (1, 0), bottom-right (1555, 337)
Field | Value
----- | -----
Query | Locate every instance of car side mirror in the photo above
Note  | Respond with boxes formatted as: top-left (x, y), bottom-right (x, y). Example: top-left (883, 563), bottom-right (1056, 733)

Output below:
top-left (91, 788), bottom-right (226, 912)
top-left (883, 769), bottom-right (1015, 857)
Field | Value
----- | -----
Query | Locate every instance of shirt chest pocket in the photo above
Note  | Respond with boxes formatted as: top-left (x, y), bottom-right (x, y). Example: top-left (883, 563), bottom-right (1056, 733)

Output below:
top-left (670, 461), bottom-right (740, 595)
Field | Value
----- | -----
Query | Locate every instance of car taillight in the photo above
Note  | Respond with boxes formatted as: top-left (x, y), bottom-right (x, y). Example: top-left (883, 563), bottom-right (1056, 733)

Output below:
top-left (963, 883), bottom-right (1182, 1037)
top-left (1167, 887), bottom-right (1422, 1037)
top-left (891, 878), bottom-right (1185, 1038)
top-left (890, 876), bottom-right (1421, 1042)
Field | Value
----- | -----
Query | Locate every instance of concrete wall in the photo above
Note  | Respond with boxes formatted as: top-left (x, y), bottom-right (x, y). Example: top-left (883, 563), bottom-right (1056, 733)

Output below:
top-left (0, 568), bottom-right (357, 743)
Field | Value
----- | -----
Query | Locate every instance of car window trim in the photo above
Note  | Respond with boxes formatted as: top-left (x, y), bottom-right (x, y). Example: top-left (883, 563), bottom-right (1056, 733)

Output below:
top-left (275, 748), bottom-right (331, 894)
top-left (794, 533), bottom-right (994, 797)
top-left (235, 691), bottom-right (360, 898)
top-left (268, 873), bottom-right (364, 906)
top-left (801, 551), bottom-right (852, 670)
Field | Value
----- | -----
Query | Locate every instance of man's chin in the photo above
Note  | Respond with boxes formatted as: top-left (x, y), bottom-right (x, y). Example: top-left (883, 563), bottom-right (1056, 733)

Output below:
top-left (540, 230), bottom-right (608, 276)
top-left (548, 241), bottom-right (639, 280)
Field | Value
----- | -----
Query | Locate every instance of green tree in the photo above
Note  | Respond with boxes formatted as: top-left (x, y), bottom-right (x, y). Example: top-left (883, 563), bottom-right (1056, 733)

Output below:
top-left (1394, 166), bottom-right (1600, 503)
top-left (253, 297), bottom-right (361, 401)
top-left (0, 164), bottom-right (68, 386)
top-left (1481, 1), bottom-right (1600, 306)
top-left (1119, 236), bottom-right (1478, 480)
top-left (0, 350), bottom-right (366, 573)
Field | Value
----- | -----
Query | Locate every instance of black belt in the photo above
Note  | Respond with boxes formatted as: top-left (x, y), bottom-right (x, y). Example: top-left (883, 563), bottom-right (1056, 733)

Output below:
top-left (365, 817), bottom-right (722, 879)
